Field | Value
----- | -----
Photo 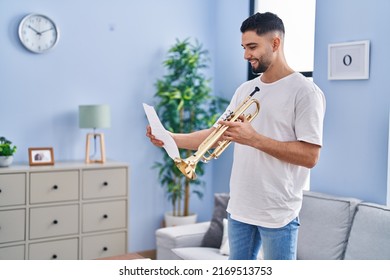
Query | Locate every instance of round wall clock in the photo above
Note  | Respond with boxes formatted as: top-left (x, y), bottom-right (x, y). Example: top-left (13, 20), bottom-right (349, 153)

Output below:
top-left (18, 13), bottom-right (60, 53)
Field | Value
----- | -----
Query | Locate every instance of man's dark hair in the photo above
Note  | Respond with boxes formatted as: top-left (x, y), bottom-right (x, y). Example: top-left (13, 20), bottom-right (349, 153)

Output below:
top-left (240, 12), bottom-right (285, 36)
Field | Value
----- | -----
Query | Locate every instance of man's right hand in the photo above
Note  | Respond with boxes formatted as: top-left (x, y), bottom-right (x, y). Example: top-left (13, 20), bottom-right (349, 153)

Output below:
top-left (146, 125), bottom-right (164, 147)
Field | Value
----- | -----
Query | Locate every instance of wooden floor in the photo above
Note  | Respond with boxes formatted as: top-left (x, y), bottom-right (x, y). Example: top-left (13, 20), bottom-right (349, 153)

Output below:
top-left (136, 250), bottom-right (156, 260)
top-left (96, 250), bottom-right (156, 260)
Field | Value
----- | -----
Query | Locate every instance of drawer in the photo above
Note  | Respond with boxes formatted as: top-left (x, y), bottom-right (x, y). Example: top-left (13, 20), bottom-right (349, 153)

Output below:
top-left (82, 232), bottom-right (126, 259)
top-left (0, 245), bottom-right (25, 260)
top-left (0, 173), bottom-right (26, 206)
top-left (83, 168), bottom-right (127, 199)
top-left (30, 204), bottom-right (79, 239)
top-left (0, 209), bottom-right (25, 243)
top-left (29, 238), bottom-right (78, 260)
top-left (30, 171), bottom-right (79, 204)
top-left (83, 200), bottom-right (126, 233)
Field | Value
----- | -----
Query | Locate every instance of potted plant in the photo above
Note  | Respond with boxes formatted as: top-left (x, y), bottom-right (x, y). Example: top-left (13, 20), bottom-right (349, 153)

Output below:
top-left (153, 38), bottom-right (228, 226)
top-left (0, 136), bottom-right (17, 167)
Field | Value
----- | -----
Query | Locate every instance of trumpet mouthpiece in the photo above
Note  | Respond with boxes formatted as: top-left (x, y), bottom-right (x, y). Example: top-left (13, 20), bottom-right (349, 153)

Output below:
top-left (250, 86), bottom-right (260, 97)
top-left (174, 157), bottom-right (197, 180)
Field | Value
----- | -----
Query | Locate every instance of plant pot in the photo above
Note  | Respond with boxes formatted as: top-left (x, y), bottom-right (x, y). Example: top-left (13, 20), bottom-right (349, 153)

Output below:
top-left (0, 156), bottom-right (13, 167)
top-left (164, 212), bottom-right (197, 227)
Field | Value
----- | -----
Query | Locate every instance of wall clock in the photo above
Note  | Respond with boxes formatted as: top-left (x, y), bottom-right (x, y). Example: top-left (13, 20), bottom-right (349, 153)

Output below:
top-left (18, 13), bottom-right (60, 54)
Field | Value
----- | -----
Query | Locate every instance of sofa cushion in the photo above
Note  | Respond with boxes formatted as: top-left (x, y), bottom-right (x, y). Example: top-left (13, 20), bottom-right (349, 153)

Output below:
top-left (201, 193), bottom-right (230, 248)
top-left (155, 221), bottom-right (210, 259)
top-left (172, 247), bottom-right (228, 260)
top-left (297, 191), bottom-right (361, 260)
top-left (219, 218), bottom-right (229, 255)
top-left (344, 202), bottom-right (390, 259)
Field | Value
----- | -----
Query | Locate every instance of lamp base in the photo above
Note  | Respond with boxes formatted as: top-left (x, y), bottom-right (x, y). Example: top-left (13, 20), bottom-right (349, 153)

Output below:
top-left (85, 133), bottom-right (106, 164)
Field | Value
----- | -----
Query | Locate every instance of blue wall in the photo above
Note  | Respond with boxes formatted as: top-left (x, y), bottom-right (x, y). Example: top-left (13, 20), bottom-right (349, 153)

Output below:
top-left (0, 0), bottom-right (247, 252)
top-left (310, 0), bottom-right (390, 205)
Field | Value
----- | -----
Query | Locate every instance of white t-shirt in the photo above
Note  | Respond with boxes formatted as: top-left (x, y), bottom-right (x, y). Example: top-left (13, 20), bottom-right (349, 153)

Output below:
top-left (220, 72), bottom-right (326, 228)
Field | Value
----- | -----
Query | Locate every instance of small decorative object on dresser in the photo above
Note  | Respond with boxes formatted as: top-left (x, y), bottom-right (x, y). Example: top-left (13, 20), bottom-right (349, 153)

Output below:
top-left (79, 105), bottom-right (111, 164)
top-left (28, 147), bottom-right (54, 166)
top-left (0, 137), bottom-right (17, 167)
top-left (0, 161), bottom-right (129, 260)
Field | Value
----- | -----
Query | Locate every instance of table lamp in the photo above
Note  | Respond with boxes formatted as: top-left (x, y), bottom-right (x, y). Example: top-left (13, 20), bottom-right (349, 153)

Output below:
top-left (79, 104), bottom-right (111, 163)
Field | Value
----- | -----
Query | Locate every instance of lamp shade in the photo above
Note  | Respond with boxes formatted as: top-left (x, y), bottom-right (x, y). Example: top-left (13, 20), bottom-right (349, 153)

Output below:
top-left (79, 105), bottom-right (111, 129)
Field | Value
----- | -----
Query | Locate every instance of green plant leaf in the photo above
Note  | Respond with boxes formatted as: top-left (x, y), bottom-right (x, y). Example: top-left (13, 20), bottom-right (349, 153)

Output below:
top-left (0, 136), bottom-right (17, 156)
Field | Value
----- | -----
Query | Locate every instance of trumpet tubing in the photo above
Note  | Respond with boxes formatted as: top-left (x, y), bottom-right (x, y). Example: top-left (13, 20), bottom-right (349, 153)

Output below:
top-left (174, 87), bottom-right (260, 180)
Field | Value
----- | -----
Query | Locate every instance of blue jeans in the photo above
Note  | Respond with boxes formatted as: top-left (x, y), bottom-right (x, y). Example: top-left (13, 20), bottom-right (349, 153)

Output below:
top-left (228, 215), bottom-right (300, 260)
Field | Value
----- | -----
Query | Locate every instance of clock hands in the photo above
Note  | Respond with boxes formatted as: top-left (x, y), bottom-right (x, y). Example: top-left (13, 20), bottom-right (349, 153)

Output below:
top-left (28, 25), bottom-right (42, 36)
top-left (27, 26), bottom-right (53, 37)
top-left (41, 27), bottom-right (54, 34)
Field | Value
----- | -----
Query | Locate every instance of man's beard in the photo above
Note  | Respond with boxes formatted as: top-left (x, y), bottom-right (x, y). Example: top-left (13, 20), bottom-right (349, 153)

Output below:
top-left (250, 57), bottom-right (270, 75)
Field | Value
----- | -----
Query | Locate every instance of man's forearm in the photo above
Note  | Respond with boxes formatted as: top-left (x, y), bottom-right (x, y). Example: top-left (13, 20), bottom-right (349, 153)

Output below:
top-left (250, 134), bottom-right (321, 169)
top-left (172, 128), bottom-right (215, 150)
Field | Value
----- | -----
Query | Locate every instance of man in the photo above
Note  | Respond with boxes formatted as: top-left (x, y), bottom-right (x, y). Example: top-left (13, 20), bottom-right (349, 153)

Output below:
top-left (146, 12), bottom-right (325, 260)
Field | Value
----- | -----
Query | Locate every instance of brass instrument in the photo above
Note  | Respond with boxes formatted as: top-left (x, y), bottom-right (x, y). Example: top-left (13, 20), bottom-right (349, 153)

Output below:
top-left (174, 87), bottom-right (260, 180)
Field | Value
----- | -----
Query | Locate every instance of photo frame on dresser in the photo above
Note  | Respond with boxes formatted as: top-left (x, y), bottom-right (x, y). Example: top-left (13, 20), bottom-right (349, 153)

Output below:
top-left (328, 40), bottom-right (370, 80)
top-left (28, 147), bottom-right (55, 166)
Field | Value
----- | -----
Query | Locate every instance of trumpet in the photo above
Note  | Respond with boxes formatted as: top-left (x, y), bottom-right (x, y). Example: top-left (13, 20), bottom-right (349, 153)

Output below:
top-left (174, 87), bottom-right (260, 180)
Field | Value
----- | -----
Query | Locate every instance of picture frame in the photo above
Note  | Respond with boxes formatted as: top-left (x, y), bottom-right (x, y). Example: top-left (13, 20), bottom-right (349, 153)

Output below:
top-left (328, 40), bottom-right (370, 80)
top-left (28, 147), bottom-right (55, 166)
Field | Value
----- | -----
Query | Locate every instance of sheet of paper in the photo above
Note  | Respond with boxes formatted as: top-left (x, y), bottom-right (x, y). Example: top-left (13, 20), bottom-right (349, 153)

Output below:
top-left (143, 103), bottom-right (180, 160)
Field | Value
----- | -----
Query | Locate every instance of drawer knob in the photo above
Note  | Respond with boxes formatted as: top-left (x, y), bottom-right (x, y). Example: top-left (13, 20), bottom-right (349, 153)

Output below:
top-left (103, 214), bottom-right (108, 219)
top-left (52, 254), bottom-right (58, 259)
top-left (103, 247), bottom-right (108, 251)
top-left (53, 220), bottom-right (59, 225)
top-left (103, 181), bottom-right (109, 186)
top-left (0, 188), bottom-right (2, 193)
top-left (52, 185), bottom-right (59, 190)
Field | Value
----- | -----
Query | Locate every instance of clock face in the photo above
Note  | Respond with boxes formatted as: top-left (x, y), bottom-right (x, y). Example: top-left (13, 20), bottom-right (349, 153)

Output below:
top-left (18, 14), bottom-right (59, 53)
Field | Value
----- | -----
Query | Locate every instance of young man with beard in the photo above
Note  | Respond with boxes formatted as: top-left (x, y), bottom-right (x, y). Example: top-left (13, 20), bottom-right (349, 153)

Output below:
top-left (146, 12), bottom-right (325, 260)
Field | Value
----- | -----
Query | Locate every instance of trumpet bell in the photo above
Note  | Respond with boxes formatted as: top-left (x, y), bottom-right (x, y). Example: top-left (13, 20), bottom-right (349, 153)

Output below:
top-left (174, 157), bottom-right (197, 180)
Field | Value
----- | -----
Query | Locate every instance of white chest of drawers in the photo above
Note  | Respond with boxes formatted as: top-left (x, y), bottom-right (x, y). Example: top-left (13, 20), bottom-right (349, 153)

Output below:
top-left (0, 162), bottom-right (128, 260)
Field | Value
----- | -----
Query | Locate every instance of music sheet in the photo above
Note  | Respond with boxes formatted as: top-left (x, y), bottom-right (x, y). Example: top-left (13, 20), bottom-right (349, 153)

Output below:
top-left (143, 103), bottom-right (180, 160)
